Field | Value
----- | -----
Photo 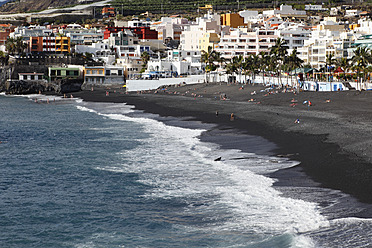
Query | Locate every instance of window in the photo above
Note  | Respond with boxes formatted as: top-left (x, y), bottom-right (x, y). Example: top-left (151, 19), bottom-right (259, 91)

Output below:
top-left (57, 70), bottom-right (61, 76)
top-left (106, 70), bottom-right (110, 76)
top-left (74, 71), bottom-right (78, 76)
top-left (30, 75), bottom-right (34, 80)
top-left (38, 75), bottom-right (43, 80)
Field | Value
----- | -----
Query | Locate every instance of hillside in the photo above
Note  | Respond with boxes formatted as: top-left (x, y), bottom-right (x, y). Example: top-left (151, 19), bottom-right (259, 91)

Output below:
top-left (0, 0), bottom-right (358, 16)
top-left (0, 0), bottom-right (78, 13)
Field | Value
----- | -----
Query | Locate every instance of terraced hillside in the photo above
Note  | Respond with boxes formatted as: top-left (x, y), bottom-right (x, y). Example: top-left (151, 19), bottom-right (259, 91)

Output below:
top-left (0, 0), bottom-right (78, 13)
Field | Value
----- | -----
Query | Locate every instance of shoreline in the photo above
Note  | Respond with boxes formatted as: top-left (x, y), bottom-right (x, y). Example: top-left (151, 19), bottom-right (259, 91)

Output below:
top-left (72, 83), bottom-right (372, 209)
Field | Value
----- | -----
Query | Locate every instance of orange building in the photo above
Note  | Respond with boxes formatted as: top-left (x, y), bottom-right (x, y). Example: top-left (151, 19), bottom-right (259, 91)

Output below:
top-left (56, 36), bottom-right (70, 53)
top-left (221, 13), bottom-right (247, 28)
top-left (102, 7), bottom-right (115, 18)
top-left (0, 24), bottom-right (14, 45)
top-left (29, 36), bottom-right (70, 53)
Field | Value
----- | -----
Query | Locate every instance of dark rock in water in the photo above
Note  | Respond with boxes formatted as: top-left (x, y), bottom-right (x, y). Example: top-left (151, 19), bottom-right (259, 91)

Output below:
top-left (2, 78), bottom-right (83, 95)
top-left (55, 78), bottom-right (84, 94)
top-left (4, 80), bottom-right (47, 95)
top-left (214, 157), bottom-right (222, 161)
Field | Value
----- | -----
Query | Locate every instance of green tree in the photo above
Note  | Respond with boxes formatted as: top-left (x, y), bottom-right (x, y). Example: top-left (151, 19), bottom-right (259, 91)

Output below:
top-left (5, 37), bottom-right (27, 56)
top-left (0, 51), bottom-right (9, 65)
top-left (335, 57), bottom-right (350, 81)
top-left (201, 46), bottom-right (219, 83)
top-left (140, 51), bottom-right (150, 73)
top-left (5, 37), bottom-right (16, 55)
top-left (351, 47), bottom-right (372, 90)
top-left (242, 54), bottom-right (259, 83)
top-left (286, 49), bottom-right (303, 90)
top-left (325, 53), bottom-right (336, 82)
top-left (259, 51), bottom-right (269, 85)
top-left (270, 38), bottom-right (288, 87)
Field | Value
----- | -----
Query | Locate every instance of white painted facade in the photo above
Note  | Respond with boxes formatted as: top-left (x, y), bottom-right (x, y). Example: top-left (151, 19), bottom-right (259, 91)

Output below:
top-left (215, 28), bottom-right (278, 58)
top-left (84, 65), bottom-right (125, 85)
top-left (297, 29), bottom-right (354, 69)
top-left (180, 12), bottom-right (222, 51)
top-left (275, 22), bottom-right (311, 50)
top-left (239, 10), bottom-right (259, 23)
top-left (263, 5), bottom-right (306, 17)
top-left (152, 16), bottom-right (190, 43)
top-left (75, 42), bottom-right (116, 64)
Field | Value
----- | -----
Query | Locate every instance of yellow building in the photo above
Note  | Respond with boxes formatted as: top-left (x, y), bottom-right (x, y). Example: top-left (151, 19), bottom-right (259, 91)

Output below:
top-left (349, 24), bottom-right (360, 30)
top-left (55, 36), bottom-right (71, 53)
top-left (199, 4), bottom-right (213, 11)
top-left (199, 32), bottom-right (220, 52)
top-left (221, 13), bottom-right (246, 28)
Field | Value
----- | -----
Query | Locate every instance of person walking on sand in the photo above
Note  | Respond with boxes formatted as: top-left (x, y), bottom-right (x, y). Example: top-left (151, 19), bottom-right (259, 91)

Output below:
top-left (230, 113), bottom-right (235, 121)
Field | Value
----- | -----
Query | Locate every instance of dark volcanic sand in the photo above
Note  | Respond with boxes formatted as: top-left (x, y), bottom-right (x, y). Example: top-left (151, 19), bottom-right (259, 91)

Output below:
top-left (72, 83), bottom-right (372, 211)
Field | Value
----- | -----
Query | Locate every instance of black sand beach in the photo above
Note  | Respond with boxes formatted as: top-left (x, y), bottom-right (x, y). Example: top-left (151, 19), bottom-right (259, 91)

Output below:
top-left (72, 83), bottom-right (372, 211)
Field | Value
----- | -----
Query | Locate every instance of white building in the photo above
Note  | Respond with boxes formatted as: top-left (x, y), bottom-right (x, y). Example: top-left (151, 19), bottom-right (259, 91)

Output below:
top-left (239, 10), bottom-right (259, 23)
top-left (64, 29), bottom-right (104, 45)
top-left (263, 5), bottom-right (306, 17)
top-left (346, 9), bottom-right (362, 17)
top-left (105, 29), bottom-right (137, 47)
top-left (215, 28), bottom-right (278, 58)
top-left (354, 19), bottom-right (372, 35)
top-left (128, 19), bottom-right (151, 28)
top-left (10, 26), bottom-right (53, 39)
top-left (114, 45), bottom-right (152, 79)
top-left (84, 65), bottom-right (125, 85)
top-left (276, 22), bottom-right (311, 50)
top-left (152, 16), bottom-right (190, 44)
top-left (305, 5), bottom-right (328, 11)
top-left (180, 12), bottom-right (223, 51)
top-left (297, 28), bottom-right (354, 69)
top-left (75, 42), bottom-right (116, 64)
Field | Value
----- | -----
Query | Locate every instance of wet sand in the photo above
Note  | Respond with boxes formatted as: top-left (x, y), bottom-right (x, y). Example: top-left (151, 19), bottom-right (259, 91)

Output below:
top-left (72, 82), bottom-right (372, 206)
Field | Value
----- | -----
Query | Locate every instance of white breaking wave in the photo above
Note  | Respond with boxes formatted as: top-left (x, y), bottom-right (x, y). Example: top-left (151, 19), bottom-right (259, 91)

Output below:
top-left (76, 105), bottom-right (98, 114)
top-left (75, 100), bottom-right (330, 248)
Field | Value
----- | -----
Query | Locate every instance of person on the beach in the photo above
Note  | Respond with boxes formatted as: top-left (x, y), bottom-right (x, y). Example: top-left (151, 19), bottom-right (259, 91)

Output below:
top-left (216, 111), bottom-right (219, 117)
top-left (230, 113), bottom-right (234, 121)
top-left (294, 119), bottom-right (300, 124)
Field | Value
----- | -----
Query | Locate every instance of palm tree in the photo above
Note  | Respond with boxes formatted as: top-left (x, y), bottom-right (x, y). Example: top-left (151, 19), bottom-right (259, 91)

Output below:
top-left (228, 55), bottom-right (244, 83)
top-left (201, 46), bottom-right (219, 83)
top-left (15, 37), bottom-right (27, 55)
top-left (0, 51), bottom-right (8, 65)
top-left (325, 53), bottom-right (336, 83)
top-left (5, 37), bottom-right (27, 56)
top-left (270, 38), bottom-right (288, 87)
top-left (247, 54), bottom-right (260, 83)
top-left (351, 47), bottom-right (372, 90)
top-left (242, 55), bottom-right (259, 83)
top-left (286, 49), bottom-right (303, 89)
top-left (225, 57), bottom-right (238, 83)
top-left (259, 51), bottom-right (269, 85)
top-left (335, 57), bottom-right (350, 81)
top-left (5, 37), bottom-right (16, 55)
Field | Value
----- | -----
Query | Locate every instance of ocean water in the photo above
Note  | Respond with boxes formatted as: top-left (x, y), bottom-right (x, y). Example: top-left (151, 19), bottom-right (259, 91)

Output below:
top-left (1, 94), bottom-right (372, 248)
